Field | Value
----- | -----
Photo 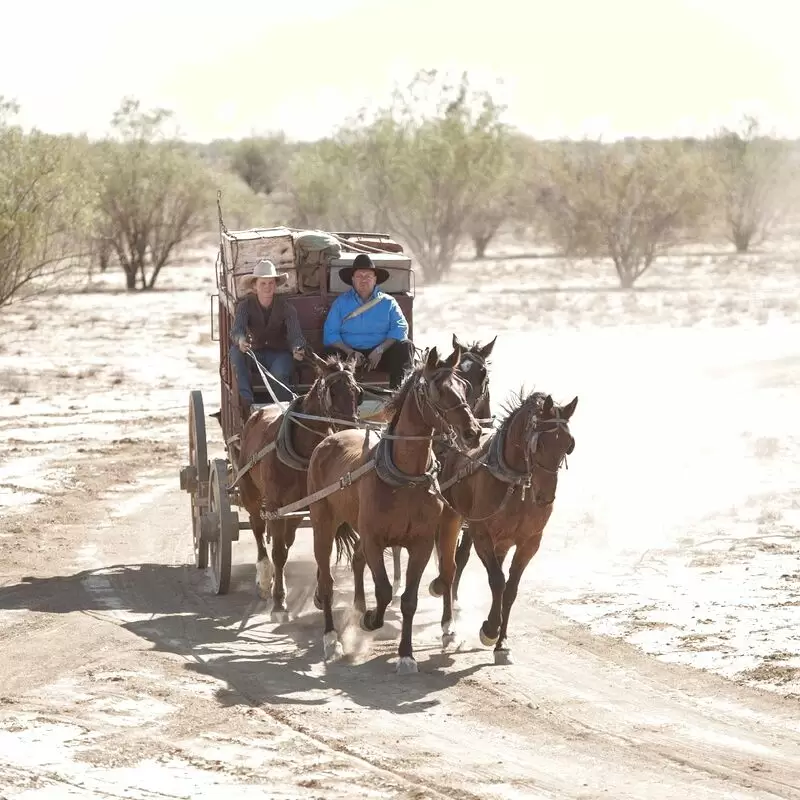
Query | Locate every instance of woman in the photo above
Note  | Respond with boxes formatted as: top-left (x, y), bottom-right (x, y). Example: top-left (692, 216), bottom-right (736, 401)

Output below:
top-left (229, 259), bottom-right (305, 414)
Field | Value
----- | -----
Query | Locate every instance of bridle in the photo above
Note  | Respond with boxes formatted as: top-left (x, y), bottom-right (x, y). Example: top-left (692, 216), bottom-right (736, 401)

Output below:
top-left (411, 367), bottom-right (476, 452)
top-left (288, 369), bottom-right (363, 437)
top-left (521, 406), bottom-right (574, 504)
top-left (457, 351), bottom-right (489, 408)
top-left (317, 368), bottom-right (363, 423)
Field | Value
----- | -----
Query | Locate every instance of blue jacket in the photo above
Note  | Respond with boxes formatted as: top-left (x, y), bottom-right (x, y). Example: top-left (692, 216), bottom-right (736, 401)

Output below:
top-left (323, 288), bottom-right (409, 350)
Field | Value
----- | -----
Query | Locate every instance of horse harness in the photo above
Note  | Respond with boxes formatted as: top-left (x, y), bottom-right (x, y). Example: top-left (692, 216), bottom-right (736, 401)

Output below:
top-left (228, 369), bottom-right (362, 488)
top-left (260, 366), bottom-right (477, 521)
top-left (433, 405), bottom-right (573, 522)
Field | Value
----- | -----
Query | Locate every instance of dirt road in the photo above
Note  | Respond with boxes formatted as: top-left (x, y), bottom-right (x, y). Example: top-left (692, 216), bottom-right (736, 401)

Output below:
top-left (2, 251), bottom-right (799, 798)
top-left (2, 444), bottom-right (799, 800)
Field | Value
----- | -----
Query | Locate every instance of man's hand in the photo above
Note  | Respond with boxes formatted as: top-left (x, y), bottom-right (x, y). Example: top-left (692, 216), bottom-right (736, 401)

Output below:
top-left (292, 347), bottom-right (304, 362)
top-left (366, 345), bottom-right (384, 370)
top-left (237, 337), bottom-right (251, 354)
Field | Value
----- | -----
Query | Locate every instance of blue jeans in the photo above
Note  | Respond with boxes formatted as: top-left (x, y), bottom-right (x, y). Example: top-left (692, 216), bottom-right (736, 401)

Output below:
top-left (229, 345), bottom-right (294, 404)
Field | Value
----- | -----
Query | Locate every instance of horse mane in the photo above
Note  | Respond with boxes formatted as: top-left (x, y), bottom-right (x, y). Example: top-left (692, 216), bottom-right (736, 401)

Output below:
top-left (495, 388), bottom-right (547, 437)
top-left (462, 340), bottom-right (491, 361)
top-left (382, 362), bottom-right (425, 426)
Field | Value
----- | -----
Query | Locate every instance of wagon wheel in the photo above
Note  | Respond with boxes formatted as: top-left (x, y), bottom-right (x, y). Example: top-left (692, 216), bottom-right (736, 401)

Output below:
top-left (183, 390), bottom-right (209, 569)
top-left (207, 458), bottom-right (236, 595)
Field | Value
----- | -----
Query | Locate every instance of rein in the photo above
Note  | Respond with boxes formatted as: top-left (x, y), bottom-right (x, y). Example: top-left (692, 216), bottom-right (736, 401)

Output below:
top-left (228, 369), bottom-right (365, 485)
top-left (275, 370), bottom-right (362, 471)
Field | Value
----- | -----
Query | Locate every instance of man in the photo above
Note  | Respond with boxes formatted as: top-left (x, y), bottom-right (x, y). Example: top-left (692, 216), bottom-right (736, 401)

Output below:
top-left (229, 259), bottom-right (305, 414)
top-left (323, 252), bottom-right (414, 388)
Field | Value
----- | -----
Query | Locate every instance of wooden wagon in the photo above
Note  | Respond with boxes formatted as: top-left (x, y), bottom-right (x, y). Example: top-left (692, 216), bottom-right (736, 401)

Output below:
top-left (178, 200), bottom-right (415, 594)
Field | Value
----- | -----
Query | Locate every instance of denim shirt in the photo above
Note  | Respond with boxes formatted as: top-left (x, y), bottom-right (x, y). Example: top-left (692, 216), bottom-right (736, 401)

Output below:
top-left (322, 288), bottom-right (409, 350)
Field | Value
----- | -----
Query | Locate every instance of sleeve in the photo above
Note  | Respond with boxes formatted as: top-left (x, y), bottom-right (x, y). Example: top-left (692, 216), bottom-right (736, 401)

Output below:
top-left (230, 300), bottom-right (248, 345)
top-left (284, 302), bottom-right (306, 350)
top-left (322, 296), bottom-right (345, 347)
top-left (385, 296), bottom-right (409, 341)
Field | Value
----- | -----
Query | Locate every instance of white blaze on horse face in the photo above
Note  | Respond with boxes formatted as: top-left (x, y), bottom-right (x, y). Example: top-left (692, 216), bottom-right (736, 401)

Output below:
top-left (256, 557), bottom-right (274, 599)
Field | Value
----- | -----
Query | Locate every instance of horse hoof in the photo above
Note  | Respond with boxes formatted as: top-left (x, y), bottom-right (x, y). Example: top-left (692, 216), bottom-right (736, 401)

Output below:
top-left (256, 560), bottom-right (274, 598)
top-left (256, 585), bottom-right (270, 601)
top-left (323, 632), bottom-right (343, 662)
top-left (360, 610), bottom-right (381, 632)
top-left (429, 578), bottom-right (444, 598)
top-left (396, 656), bottom-right (418, 675)
top-left (494, 648), bottom-right (513, 666)
top-left (479, 622), bottom-right (499, 647)
top-left (442, 632), bottom-right (457, 649)
top-left (271, 608), bottom-right (289, 623)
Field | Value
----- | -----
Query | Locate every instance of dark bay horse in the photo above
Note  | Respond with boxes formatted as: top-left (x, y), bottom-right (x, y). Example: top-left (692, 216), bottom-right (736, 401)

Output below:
top-left (430, 390), bottom-right (577, 662)
top-left (389, 333), bottom-right (497, 595)
top-left (237, 351), bottom-right (363, 613)
top-left (307, 345), bottom-right (482, 672)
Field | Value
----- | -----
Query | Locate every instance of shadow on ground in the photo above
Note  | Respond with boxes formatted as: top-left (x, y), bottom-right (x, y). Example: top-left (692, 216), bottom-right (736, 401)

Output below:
top-left (1, 557), bottom-right (490, 715)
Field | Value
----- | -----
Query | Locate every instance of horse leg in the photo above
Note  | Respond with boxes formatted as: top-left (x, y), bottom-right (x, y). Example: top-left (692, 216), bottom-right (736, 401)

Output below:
top-left (352, 539), bottom-right (367, 614)
top-left (253, 513), bottom-right (274, 600)
top-left (453, 526), bottom-right (473, 603)
top-left (311, 506), bottom-right (343, 662)
top-left (494, 536), bottom-right (541, 665)
top-left (240, 475), bottom-right (273, 600)
top-left (270, 518), bottom-right (296, 614)
top-left (396, 537), bottom-right (436, 674)
top-left (471, 530), bottom-right (507, 647)
top-left (428, 507), bottom-right (462, 647)
top-left (359, 535), bottom-right (393, 634)
top-left (391, 546), bottom-right (402, 600)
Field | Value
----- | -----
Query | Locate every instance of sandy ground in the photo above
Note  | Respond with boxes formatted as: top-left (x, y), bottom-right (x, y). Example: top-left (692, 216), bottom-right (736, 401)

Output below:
top-left (1, 237), bottom-right (799, 798)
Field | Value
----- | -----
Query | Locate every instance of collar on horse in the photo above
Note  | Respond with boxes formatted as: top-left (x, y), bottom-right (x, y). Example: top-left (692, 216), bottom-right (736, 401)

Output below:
top-left (275, 371), bottom-right (360, 472)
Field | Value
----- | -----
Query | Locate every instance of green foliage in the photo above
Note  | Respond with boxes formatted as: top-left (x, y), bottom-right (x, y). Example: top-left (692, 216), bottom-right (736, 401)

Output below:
top-left (338, 69), bottom-right (511, 281)
top-left (711, 115), bottom-right (793, 252)
top-left (0, 100), bottom-right (92, 308)
top-left (229, 135), bottom-right (289, 196)
top-left (539, 139), bottom-right (714, 287)
top-left (94, 97), bottom-right (214, 290)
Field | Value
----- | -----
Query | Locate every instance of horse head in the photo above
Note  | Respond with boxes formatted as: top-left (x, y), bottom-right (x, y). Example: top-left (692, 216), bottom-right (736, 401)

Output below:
top-left (513, 392), bottom-right (578, 506)
top-left (303, 348), bottom-right (363, 426)
top-left (419, 345), bottom-right (482, 450)
top-left (451, 333), bottom-right (496, 423)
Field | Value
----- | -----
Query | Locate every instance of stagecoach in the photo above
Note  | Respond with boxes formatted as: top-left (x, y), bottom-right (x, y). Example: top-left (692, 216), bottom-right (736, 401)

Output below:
top-left (178, 197), bottom-right (415, 594)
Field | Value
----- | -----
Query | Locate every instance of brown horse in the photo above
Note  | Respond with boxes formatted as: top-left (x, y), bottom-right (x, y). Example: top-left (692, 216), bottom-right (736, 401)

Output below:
top-left (430, 390), bottom-right (578, 662)
top-left (308, 345), bottom-right (482, 672)
top-left (237, 351), bottom-right (363, 613)
top-left (389, 333), bottom-right (497, 595)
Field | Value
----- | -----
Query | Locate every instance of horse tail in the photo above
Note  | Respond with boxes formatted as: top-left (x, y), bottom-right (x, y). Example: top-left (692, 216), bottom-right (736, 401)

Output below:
top-left (334, 522), bottom-right (359, 566)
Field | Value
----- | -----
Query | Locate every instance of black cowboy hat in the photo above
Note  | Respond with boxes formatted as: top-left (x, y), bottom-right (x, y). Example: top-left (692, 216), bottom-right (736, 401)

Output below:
top-left (339, 253), bottom-right (390, 286)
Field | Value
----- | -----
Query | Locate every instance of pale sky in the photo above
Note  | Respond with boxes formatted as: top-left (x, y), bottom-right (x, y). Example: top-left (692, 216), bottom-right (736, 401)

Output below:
top-left (3, 0), bottom-right (799, 142)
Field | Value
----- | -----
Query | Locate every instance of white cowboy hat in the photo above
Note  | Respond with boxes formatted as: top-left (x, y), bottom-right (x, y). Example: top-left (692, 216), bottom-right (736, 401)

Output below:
top-left (238, 259), bottom-right (289, 294)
